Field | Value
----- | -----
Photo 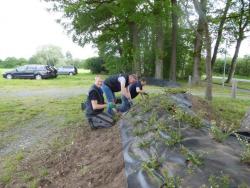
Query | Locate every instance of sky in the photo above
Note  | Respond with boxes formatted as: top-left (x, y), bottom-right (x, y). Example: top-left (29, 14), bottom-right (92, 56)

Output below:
top-left (0, 0), bottom-right (98, 60)
top-left (0, 0), bottom-right (249, 60)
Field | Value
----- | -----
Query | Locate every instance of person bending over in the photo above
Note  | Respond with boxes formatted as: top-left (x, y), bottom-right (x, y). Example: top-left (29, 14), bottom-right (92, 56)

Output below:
top-left (129, 77), bottom-right (147, 99)
top-left (101, 74), bottom-right (137, 115)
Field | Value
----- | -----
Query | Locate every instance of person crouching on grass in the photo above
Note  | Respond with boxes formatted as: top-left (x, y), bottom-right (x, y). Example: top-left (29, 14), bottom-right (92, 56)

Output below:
top-left (129, 77), bottom-right (147, 100)
top-left (117, 77), bottom-right (147, 113)
top-left (101, 73), bottom-right (137, 115)
top-left (85, 75), bottom-right (116, 129)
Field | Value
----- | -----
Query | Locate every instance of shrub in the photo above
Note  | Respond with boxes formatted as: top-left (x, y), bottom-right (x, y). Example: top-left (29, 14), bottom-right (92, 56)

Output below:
top-left (103, 56), bottom-right (131, 74)
top-left (84, 57), bottom-right (106, 74)
top-left (0, 57), bottom-right (28, 68)
top-left (213, 56), bottom-right (250, 77)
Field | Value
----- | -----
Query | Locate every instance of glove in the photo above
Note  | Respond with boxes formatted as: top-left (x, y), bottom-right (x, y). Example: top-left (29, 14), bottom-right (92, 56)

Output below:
top-left (108, 102), bottom-right (116, 109)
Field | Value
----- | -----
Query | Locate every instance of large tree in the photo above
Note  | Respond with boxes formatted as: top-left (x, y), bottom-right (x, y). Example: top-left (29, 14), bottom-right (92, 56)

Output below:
top-left (211, 0), bottom-right (232, 68)
top-left (225, 0), bottom-right (249, 83)
top-left (169, 0), bottom-right (178, 81)
top-left (193, 0), bottom-right (212, 100)
top-left (29, 45), bottom-right (64, 66)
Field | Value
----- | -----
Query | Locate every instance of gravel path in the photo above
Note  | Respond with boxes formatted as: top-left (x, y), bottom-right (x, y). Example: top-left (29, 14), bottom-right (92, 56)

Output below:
top-left (0, 87), bottom-right (89, 157)
top-left (0, 87), bottom-right (88, 99)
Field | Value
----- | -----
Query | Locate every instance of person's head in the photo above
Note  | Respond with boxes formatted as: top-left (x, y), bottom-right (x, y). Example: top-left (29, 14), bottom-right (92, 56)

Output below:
top-left (128, 74), bottom-right (138, 84)
top-left (140, 77), bottom-right (147, 86)
top-left (94, 75), bottom-right (103, 88)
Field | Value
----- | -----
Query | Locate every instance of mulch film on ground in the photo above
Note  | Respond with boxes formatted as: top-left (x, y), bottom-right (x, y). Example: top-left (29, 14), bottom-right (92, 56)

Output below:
top-left (119, 91), bottom-right (250, 188)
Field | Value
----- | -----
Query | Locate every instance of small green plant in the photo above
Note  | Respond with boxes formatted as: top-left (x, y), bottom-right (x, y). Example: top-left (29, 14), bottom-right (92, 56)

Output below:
top-left (29, 179), bottom-right (38, 188)
top-left (141, 157), bottom-right (163, 183)
top-left (39, 167), bottom-right (49, 177)
top-left (138, 139), bottom-right (151, 149)
top-left (235, 134), bottom-right (250, 164)
top-left (133, 127), bottom-right (148, 137)
top-left (134, 119), bottom-right (143, 125)
top-left (141, 102), bottom-right (151, 113)
top-left (142, 157), bottom-right (161, 172)
top-left (161, 169), bottom-right (181, 188)
top-left (159, 99), bottom-right (177, 114)
top-left (19, 172), bottom-right (34, 183)
top-left (180, 146), bottom-right (204, 168)
top-left (166, 129), bottom-right (182, 147)
top-left (208, 174), bottom-right (230, 188)
top-left (209, 121), bottom-right (232, 143)
top-left (148, 112), bottom-right (158, 126)
top-left (174, 109), bottom-right (203, 129)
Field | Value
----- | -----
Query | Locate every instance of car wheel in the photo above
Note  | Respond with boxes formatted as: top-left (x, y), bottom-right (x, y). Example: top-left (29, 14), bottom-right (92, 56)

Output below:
top-left (69, 72), bottom-right (73, 76)
top-left (35, 74), bottom-right (42, 80)
top-left (6, 74), bottom-right (13, 79)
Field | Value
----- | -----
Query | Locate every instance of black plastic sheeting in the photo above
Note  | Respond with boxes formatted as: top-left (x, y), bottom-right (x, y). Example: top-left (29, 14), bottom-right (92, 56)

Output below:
top-left (145, 77), bottom-right (180, 88)
top-left (119, 93), bottom-right (250, 188)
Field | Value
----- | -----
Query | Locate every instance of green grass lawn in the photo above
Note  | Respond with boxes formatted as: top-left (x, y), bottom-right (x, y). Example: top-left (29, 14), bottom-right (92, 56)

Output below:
top-left (213, 78), bottom-right (250, 90)
top-left (212, 97), bottom-right (250, 127)
top-left (180, 80), bottom-right (250, 128)
top-left (200, 74), bottom-right (250, 90)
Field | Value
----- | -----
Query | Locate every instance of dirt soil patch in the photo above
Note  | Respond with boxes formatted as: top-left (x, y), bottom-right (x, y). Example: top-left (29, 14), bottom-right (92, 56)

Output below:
top-left (5, 123), bottom-right (126, 188)
top-left (186, 94), bottom-right (218, 121)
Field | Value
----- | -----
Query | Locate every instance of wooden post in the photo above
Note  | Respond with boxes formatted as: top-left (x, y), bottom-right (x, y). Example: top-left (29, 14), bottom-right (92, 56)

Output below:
top-left (231, 79), bottom-right (237, 99)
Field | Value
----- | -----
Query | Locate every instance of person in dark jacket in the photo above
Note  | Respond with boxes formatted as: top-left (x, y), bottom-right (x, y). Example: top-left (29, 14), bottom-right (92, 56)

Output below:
top-left (86, 76), bottom-right (115, 129)
top-left (129, 77), bottom-right (147, 99)
top-left (101, 74), bottom-right (137, 115)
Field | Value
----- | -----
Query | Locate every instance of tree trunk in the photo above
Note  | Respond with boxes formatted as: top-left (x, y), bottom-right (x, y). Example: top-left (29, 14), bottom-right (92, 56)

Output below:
top-left (204, 22), bottom-right (212, 101)
top-left (192, 18), bottom-right (204, 85)
top-left (155, 23), bottom-right (164, 79)
top-left (225, 38), bottom-right (242, 83)
top-left (129, 21), bottom-right (140, 76)
top-left (153, 0), bottom-right (165, 79)
top-left (211, 0), bottom-right (232, 68)
top-left (169, 0), bottom-right (178, 81)
top-left (193, 0), bottom-right (212, 100)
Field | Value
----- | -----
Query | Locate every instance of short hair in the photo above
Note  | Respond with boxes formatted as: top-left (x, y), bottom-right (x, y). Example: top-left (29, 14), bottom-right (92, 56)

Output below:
top-left (95, 75), bottom-right (102, 80)
top-left (140, 77), bottom-right (146, 82)
top-left (129, 74), bottom-right (138, 80)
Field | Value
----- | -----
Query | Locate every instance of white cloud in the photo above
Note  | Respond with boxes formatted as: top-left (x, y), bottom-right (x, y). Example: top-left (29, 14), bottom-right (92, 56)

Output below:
top-left (0, 0), bottom-right (98, 60)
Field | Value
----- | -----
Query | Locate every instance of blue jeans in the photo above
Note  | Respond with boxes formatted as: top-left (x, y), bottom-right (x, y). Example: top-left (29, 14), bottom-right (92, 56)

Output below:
top-left (101, 84), bottom-right (116, 115)
top-left (119, 95), bottom-right (132, 113)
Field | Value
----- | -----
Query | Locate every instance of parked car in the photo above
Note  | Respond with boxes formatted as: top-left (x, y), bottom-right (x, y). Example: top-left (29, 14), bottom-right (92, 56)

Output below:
top-left (57, 66), bottom-right (78, 76)
top-left (2, 64), bottom-right (57, 80)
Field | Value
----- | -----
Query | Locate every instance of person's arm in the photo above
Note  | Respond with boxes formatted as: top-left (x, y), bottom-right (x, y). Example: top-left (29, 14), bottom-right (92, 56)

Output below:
top-left (118, 76), bottom-right (130, 98)
top-left (126, 87), bottom-right (132, 100)
top-left (91, 100), bottom-right (106, 110)
top-left (136, 87), bottom-right (145, 94)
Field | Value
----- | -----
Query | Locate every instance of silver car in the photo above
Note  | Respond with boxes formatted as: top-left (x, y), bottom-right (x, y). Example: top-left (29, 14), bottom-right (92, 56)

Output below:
top-left (57, 66), bottom-right (78, 76)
